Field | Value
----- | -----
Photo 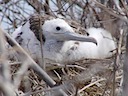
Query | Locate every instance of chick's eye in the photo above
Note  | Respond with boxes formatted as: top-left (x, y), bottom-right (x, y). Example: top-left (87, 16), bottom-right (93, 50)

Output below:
top-left (87, 33), bottom-right (89, 36)
top-left (56, 26), bottom-right (61, 31)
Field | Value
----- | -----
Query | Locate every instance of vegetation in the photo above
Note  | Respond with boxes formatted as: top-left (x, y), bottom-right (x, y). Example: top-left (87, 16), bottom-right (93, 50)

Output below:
top-left (0, 0), bottom-right (128, 96)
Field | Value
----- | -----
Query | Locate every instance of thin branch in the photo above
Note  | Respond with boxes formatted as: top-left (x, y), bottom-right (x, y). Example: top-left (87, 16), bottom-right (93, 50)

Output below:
top-left (122, 31), bottom-right (128, 96)
top-left (91, 0), bottom-right (128, 24)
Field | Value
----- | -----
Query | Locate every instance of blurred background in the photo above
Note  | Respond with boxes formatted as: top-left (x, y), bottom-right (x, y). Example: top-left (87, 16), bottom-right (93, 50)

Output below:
top-left (0, 0), bottom-right (127, 38)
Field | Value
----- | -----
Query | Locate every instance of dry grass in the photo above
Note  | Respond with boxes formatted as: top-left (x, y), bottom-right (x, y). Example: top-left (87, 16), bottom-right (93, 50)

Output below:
top-left (0, 0), bottom-right (128, 96)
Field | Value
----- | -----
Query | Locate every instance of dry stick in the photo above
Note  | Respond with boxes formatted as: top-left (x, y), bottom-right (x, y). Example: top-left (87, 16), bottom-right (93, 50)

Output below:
top-left (13, 59), bottom-right (30, 89)
top-left (0, 28), bottom-right (16, 96)
top-left (2, 28), bottom-right (68, 96)
top-left (38, 5), bottom-right (45, 70)
top-left (120, 0), bottom-right (128, 15)
top-left (112, 29), bottom-right (123, 96)
top-left (78, 78), bottom-right (106, 93)
top-left (26, 0), bottom-right (44, 12)
top-left (0, 79), bottom-right (16, 96)
top-left (0, 28), bottom-right (11, 81)
top-left (91, 0), bottom-right (128, 24)
top-left (122, 33), bottom-right (128, 96)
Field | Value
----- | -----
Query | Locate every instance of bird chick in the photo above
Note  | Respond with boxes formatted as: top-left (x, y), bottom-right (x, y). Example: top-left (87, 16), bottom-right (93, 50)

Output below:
top-left (12, 17), bottom-right (116, 65)
top-left (42, 18), bottom-right (116, 64)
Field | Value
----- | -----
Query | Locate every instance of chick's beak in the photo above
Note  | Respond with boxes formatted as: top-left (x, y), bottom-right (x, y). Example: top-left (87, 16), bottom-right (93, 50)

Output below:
top-left (54, 31), bottom-right (97, 45)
